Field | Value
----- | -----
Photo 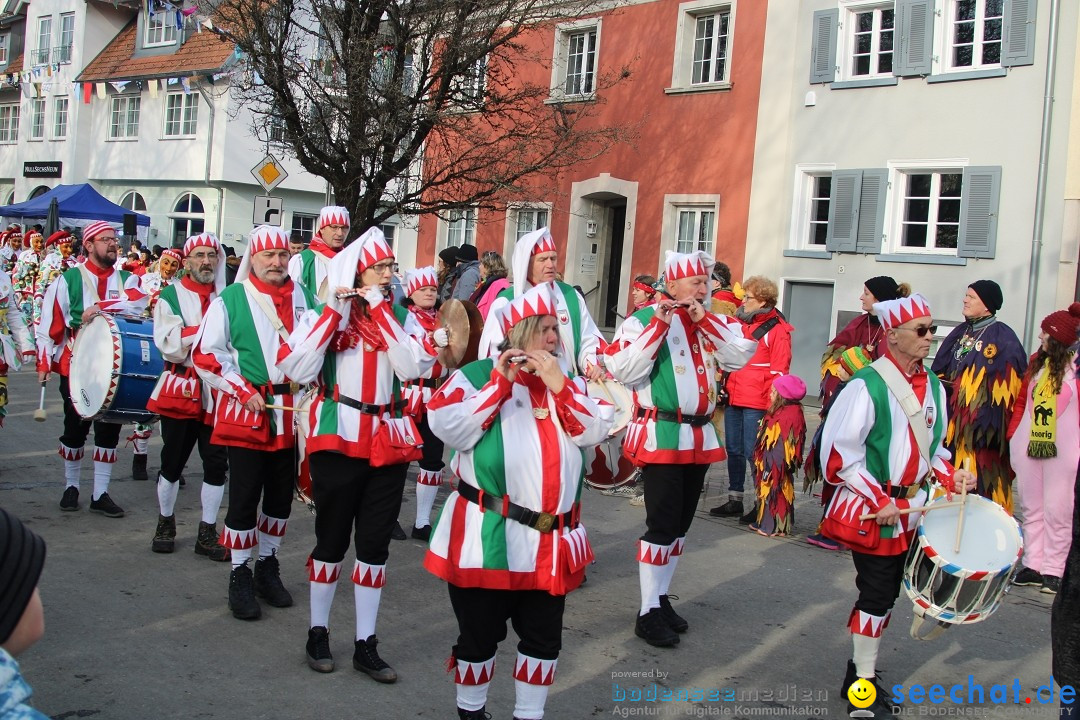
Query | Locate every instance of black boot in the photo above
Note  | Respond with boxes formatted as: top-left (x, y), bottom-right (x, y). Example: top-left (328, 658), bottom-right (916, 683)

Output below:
top-left (739, 505), bottom-right (759, 525)
top-left (151, 514), bottom-right (176, 553)
top-left (658, 594), bottom-right (688, 633)
top-left (194, 521), bottom-right (231, 562)
top-left (353, 635), bottom-right (397, 683)
top-left (132, 454), bottom-right (148, 481)
top-left (842, 660), bottom-right (896, 719)
top-left (634, 607), bottom-right (679, 647)
top-left (228, 560), bottom-right (261, 620)
top-left (709, 498), bottom-right (743, 517)
top-left (253, 553), bottom-right (294, 607)
top-left (306, 626), bottom-right (334, 673)
top-left (457, 708), bottom-right (492, 720)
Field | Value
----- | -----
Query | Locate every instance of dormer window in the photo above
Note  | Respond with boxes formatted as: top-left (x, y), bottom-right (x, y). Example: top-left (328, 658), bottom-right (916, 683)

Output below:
top-left (145, 9), bottom-right (177, 47)
top-left (0, 35), bottom-right (8, 65)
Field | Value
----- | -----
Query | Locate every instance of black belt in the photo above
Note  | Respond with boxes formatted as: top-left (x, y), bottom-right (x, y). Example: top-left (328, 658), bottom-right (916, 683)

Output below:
top-left (333, 392), bottom-right (407, 416)
top-left (457, 481), bottom-right (576, 534)
top-left (265, 383), bottom-right (298, 396)
top-left (635, 406), bottom-right (713, 427)
top-left (164, 361), bottom-right (188, 373)
top-left (888, 482), bottom-right (928, 499)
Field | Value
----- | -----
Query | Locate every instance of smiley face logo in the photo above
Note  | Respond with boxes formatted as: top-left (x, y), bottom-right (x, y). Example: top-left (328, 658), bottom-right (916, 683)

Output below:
top-left (847, 678), bottom-right (877, 709)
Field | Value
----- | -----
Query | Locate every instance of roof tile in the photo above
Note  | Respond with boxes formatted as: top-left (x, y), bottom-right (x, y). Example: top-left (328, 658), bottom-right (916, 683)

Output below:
top-left (78, 20), bottom-right (234, 82)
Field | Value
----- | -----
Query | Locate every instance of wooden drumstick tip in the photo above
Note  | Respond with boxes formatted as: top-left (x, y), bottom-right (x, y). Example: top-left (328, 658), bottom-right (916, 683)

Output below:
top-left (33, 409), bottom-right (47, 422)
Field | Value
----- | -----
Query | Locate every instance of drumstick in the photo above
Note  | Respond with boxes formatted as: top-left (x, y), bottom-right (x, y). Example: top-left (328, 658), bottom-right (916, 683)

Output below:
top-left (859, 501), bottom-right (961, 521)
top-left (594, 377), bottom-right (616, 404)
top-left (33, 381), bottom-right (47, 422)
top-left (266, 404), bottom-right (298, 412)
top-left (954, 460), bottom-right (970, 553)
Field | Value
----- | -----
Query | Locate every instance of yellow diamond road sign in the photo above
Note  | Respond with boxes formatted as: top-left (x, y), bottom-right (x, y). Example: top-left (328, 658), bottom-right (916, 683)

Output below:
top-left (251, 154), bottom-right (288, 192)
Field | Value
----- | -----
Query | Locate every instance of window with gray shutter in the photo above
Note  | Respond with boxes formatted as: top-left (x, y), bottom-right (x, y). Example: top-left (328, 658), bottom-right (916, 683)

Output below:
top-left (855, 170), bottom-right (888, 254)
top-left (1002, 0), bottom-right (1036, 67)
top-left (826, 170), bottom-right (861, 252)
top-left (894, 0), bottom-right (934, 76)
top-left (810, 9), bottom-right (838, 84)
top-left (957, 166), bottom-right (1001, 259)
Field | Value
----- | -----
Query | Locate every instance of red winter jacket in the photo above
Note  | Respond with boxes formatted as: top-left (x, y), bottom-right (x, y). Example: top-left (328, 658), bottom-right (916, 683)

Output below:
top-left (726, 307), bottom-right (793, 410)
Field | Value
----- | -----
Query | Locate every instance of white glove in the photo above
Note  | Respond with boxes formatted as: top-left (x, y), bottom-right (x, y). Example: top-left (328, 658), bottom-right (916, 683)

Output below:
top-left (364, 285), bottom-right (384, 308)
top-left (433, 327), bottom-right (450, 348)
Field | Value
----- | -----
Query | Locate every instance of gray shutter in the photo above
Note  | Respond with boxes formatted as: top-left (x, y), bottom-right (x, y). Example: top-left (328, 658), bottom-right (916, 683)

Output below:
top-left (855, 169), bottom-right (889, 254)
top-left (895, 0), bottom-right (935, 76)
top-left (1002, 0), bottom-right (1036, 67)
top-left (809, 9), bottom-right (838, 84)
top-left (826, 170), bottom-right (861, 253)
top-left (957, 166), bottom-right (1002, 259)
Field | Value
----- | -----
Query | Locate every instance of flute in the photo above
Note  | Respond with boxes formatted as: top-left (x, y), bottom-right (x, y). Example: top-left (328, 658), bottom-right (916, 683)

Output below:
top-left (336, 286), bottom-right (392, 301)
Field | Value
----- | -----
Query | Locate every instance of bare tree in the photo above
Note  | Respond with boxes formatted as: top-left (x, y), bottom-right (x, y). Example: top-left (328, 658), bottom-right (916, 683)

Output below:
top-left (209, 0), bottom-right (637, 231)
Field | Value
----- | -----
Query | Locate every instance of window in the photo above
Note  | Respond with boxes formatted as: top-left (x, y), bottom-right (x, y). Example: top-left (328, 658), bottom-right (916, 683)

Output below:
top-left (120, 191), bottom-right (147, 212)
top-left (807, 175), bottom-right (832, 246)
top-left (0, 104), bottom-right (19, 143)
top-left (291, 212), bottom-right (317, 243)
top-left (28, 98), bottom-right (44, 140)
top-left (145, 12), bottom-right (177, 47)
top-left (164, 93), bottom-right (198, 137)
top-left (34, 17), bottom-right (51, 66)
top-left (551, 20), bottom-right (600, 100)
top-left (379, 224), bottom-right (397, 246)
top-left (849, 5), bottom-right (894, 77)
top-left (53, 97), bottom-right (68, 139)
top-left (0, 35), bottom-right (9, 65)
top-left (268, 116), bottom-right (285, 143)
top-left (898, 171), bottom-right (963, 251)
top-left (109, 96), bottom-right (140, 139)
top-left (170, 193), bottom-right (205, 246)
top-left (670, 2), bottom-right (734, 92)
top-left (515, 207), bottom-right (549, 241)
top-left (451, 56), bottom-right (488, 108)
top-left (56, 13), bottom-right (74, 64)
top-left (443, 208), bottom-right (476, 249)
top-left (3, 191), bottom-right (12, 205)
top-left (692, 9), bottom-right (732, 84)
top-left (947, 0), bottom-right (1003, 69)
top-left (675, 208), bottom-right (716, 255)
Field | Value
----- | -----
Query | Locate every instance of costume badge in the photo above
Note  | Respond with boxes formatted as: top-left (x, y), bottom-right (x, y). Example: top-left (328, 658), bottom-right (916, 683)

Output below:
top-left (363, 342), bottom-right (374, 352)
top-left (532, 407), bottom-right (550, 420)
top-left (558, 310), bottom-right (569, 325)
top-left (982, 343), bottom-right (997, 359)
top-left (108, 290), bottom-right (119, 299)
top-left (697, 366), bottom-right (705, 375)
top-left (295, 307), bottom-right (305, 322)
top-left (925, 406), bottom-right (935, 428)
top-left (674, 365), bottom-right (686, 375)
top-left (672, 337), bottom-right (681, 345)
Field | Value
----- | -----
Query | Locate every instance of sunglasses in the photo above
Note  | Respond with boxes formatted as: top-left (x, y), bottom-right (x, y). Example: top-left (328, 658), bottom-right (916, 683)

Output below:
top-left (895, 325), bottom-right (938, 337)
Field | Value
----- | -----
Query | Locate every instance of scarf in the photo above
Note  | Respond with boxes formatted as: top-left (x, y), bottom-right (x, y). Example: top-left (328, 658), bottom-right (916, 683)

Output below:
top-left (735, 305), bottom-right (771, 324)
top-left (331, 306), bottom-right (386, 353)
top-left (1027, 360), bottom-right (1058, 458)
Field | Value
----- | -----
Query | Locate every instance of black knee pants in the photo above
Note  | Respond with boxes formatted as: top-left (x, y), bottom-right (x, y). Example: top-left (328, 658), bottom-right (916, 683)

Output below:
top-left (58, 375), bottom-right (121, 450)
top-left (852, 550), bottom-right (906, 617)
top-left (158, 415), bottom-right (228, 485)
top-left (309, 450), bottom-right (408, 566)
top-left (448, 584), bottom-right (565, 663)
top-left (224, 446), bottom-right (294, 531)
top-left (417, 414), bottom-right (445, 473)
top-left (641, 463), bottom-right (708, 546)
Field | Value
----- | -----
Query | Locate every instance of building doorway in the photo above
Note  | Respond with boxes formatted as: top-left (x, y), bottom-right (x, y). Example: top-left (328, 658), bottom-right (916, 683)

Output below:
top-left (782, 280), bottom-right (833, 408)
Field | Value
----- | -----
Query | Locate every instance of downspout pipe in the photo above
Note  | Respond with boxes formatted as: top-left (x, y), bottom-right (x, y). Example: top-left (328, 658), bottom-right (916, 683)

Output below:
top-left (196, 85), bottom-right (226, 239)
top-left (1023, 0), bottom-right (1062, 346)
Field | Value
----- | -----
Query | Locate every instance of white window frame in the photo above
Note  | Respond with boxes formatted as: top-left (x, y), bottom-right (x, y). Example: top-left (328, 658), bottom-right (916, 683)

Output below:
top-left (35, 16), bottom-right (52, 66)
top-left (109, 96), bottom-right (141, 140)
top-left (378, 223), bottom-right (397, 247)
top-left (145, 11), bottom-right (177, 48)
top-left (937, 0), bottom-right (1004, 73)
top-left (660, 194), bottom-right (720, 261)
top-left (291, 212), bottom-right (317, 243)
top-left (440, 208), bottom-right (477, 251)
top-left (450, 55), bottom-right (488, 110)
top-left (549, 18), bottom-right (600, 102)
top-left (53, 96), bottom-right (68, 139)
top-left (838, 0), bottom-right (895, 81)
top-left (120, 190), bottom-right (147, 212)
top-left (169, 192), bottom-right (205, 246)
top-left (502, 203), bottom-right (553, 257)
top-left (669, 0), bottom-right (735, 93)
top-left (0, 34), bottom-right (9, 65)
top-left (789, 163), bottom-right (836, 251)
top-left (28, 98), bottom-right (45, 140)
top-left (885, 159), bottom-right (969, 256)
top-left (0, 104), bottom-right (19, 143)
top-left (163, 93), bottom-right (198, 138)
top-left (56, 13), bottom-right (75, 64)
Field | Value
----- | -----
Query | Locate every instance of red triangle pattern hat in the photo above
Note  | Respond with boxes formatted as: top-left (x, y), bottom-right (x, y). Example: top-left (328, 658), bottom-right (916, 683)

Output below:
top-left (531, 230), bottom-right (556, 256)
top-left (499, 282), bottom-right (558, 333)
top-left (664, 250), bottom-right (713, 282)
top-left (160, 248), bottom-right (183, 264)
top-left (82, 220), bottom-right (116, 244)
top-left (355, 226), bottom-right (394, 272)
top-left (249, 224), bottom-right (290, 254)
top-left (182, 232), bottom-right (220, 258)
top-left (406, 265), bottom-right (437, 296)
top-left (318, 206), bottom-right (351, 232)
top-left (873, 293), bottom-right (932, 330)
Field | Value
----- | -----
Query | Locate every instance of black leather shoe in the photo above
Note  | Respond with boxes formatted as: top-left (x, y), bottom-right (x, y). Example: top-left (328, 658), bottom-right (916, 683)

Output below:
top-left (739, 505), bottom-right (759, 525)
top-left (411, 524), bottom-right (431, 542)
top-left (635, 607), bottom-right (679, 647)
top-left (194, 522), bottom-right (231, 562)
top-left (306, 626), bottom-right (334, 673)
top-left (60, 486), bottom-right (79, 512)
top-left (228, 561), bottom-right (262, 620)
top-left (709, 499), bottom-right (743, 517)
top-left (253, 553), bottom-right (294, 607)
top-left (89, 492), bottom-right (124, 518)
top-left (353, 635), bottom-right (397, 683)
top-left (391, 521), bottom-right (407, 541)
top-left (658, 594), bottom-right (688, 633)
top-left (151, 514), bottom-right (176, 553)
top-left (457, 708), bottom-right (492, 719)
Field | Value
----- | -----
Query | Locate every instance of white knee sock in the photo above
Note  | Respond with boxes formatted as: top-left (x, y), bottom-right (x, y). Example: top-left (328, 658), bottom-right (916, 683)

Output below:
top-left (514, 680), bottom-right (550, 720)
top-left (231, 547), bottom-right (252, 568)
top-left (157, 475), bottom-right (179, 516)
top-left (92, 447), bottom-right (116, 500)
top-left (659, 555), bottom-right (679, 596)
top-left (257, 514), bottom-right (287, 558)
top-left (638, 562), bottom-right (665, 615)
top-left (200, 483), bottom-right (225, 524)
top-left (415, 481), bottom-right (440, 528)
top-left (852, 633), bottom-right (881, 679)
top-left (310, 580), bottom-right (338, 629)
top-left (456, 682), bottom-right (491, 713)
top-left (354, 584), bottom-right (383, 640)
top-left (60, 444), bottom-right (82, 488)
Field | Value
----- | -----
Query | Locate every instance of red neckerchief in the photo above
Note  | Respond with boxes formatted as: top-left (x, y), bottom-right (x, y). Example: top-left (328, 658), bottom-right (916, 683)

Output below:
top-left (884, 349), bottom-right (928, 405)
top-left (181, 274), bottom-right (215, 315)
top-left (248, 274), bottom-right (296, 333)
top-left (308, 238), bottom-right (340, 259)
top-left (331, 305), bottom-right (386, 352)
top-left (408, 305), bottom-right (439, 333)
top-left (83, 258), bottom-right (114, 302)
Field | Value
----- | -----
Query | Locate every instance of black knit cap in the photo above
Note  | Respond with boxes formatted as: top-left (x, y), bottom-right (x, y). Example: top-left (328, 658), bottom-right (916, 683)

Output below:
top-left (864, 276), bottom-right (900, 302)
top-left (969, 279), bottom-right (1003, 313)
top-left (0, 507), bottom-right (46, 644)
top-left (438, 246), bottom-right (459, 264)
top-left (456, 244), bottom-right (478, 263)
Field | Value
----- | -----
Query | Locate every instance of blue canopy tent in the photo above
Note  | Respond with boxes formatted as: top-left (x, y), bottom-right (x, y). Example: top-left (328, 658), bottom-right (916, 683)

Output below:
top-left (0, 184), bottom-right (151, 242)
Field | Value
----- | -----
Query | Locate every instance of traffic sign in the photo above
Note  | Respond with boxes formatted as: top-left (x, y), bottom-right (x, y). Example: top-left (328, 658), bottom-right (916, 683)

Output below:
top-left (251, 154), bottom-right (288, 192)
top-left (253, 196), bottom-right (284, 226)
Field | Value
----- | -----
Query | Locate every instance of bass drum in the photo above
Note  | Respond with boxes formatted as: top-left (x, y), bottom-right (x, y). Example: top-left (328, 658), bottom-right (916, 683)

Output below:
top-left (586, 379), bottom-right (633, 436)
top-left (294, 388), bottom-right (319, 513)
top-left (583, 378), bottom-right (637, 489)
top-left (69, 313), bottom-right (163, 423)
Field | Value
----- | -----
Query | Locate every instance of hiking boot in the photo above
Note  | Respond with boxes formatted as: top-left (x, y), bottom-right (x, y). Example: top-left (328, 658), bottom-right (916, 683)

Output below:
top-left (306, 626), bottom-right (334, 673)
top-left (89, 492), bottom-right (124, 518)
top-left (411, 524), bottom-right (432, 542)
top-left (228, 561), bottom-right (261, 620)
top-left (635, 607), bottom-right (679, 647)
top-left (1041, 575), bottom-right (1061, 594)
top-left (841, 660), bottom-right (896, 719)
top-left (132, 454), bottom-right (149, 481)
top-left (151, 514), bottom-right (176, 553)
top-left (709, 499), bottom-right (743, 517)
top-left (1012, 567), bottom-right (1043, 586)
top-left (658, 594), bottom-right (688, 633)
top-left (353, 635), bottom-right (397, 683)
top-left (739, 505), bottom-right (759, 525)
top-left (391, 521), bottom-right (407, 541)
top-left (194, 521), bottom-right (231, 562)
top-left (60, 486), bottom-right (79, 512)
top-left (457, 708), bottom-right (492, 720)
top-left (253, 553), bottom-right (294, 607)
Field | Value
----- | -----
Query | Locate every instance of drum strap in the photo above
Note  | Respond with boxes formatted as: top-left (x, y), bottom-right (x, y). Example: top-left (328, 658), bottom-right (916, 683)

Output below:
top-left (869, 357), bottom-right (931, 470)
top-left (242, 280), bottom-right (292, 343)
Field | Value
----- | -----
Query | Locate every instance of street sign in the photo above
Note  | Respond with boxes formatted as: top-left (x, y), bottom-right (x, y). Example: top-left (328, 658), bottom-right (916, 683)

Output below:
top-left (253, 196), bottom-right (284, 226)
top-left (250, 154), bottom-right (288, 193)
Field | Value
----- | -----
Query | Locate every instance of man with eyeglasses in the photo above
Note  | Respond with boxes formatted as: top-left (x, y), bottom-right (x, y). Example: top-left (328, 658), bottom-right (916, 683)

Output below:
top-left (36, 220), bottom-right (148, 518)
top-left (289, 206), bottom-right (350, 301)
top-left (819, 294), bottom-right (976, 719)
top-left (192, 225), bottom-right (321, 621)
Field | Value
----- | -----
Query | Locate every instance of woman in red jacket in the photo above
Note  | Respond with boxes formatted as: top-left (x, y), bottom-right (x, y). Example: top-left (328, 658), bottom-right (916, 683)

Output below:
top-left (710, 276), bottom-right (793, 522)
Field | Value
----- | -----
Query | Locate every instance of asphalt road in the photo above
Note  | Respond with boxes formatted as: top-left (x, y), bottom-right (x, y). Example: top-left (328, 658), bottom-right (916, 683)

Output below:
top-left (0, 367), bottom-right (1061, 719)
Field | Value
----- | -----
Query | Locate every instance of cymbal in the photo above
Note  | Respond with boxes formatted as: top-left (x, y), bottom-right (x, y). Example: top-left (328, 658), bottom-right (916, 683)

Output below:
top-left (438, 299), bottom-right (484, 369)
